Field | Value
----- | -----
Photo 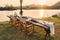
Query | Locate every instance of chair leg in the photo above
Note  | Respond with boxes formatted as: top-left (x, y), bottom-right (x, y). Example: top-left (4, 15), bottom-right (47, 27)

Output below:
top-left (44, 31), bottom-right (50, 40)
top-left (20, 23), bottom-right (24, 32)
top-left (21, 26), bottom-right (23, 32)
top-left (33, 25), bottom-right (34, 33)
top-left (24, 24), bottom-right (28, 34)
top-left (44, 32), bottom-right (48, 40)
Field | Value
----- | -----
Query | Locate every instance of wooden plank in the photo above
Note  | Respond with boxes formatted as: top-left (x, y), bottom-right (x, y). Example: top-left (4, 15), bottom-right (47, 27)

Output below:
top-left (7, 16), bottom-right (49, 30)
top-left (26, 21), bottom-right (49, 29)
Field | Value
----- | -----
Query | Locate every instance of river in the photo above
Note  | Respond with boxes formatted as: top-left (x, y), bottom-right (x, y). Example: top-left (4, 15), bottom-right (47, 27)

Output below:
top-left (0, 9), bottom-right (60, 22)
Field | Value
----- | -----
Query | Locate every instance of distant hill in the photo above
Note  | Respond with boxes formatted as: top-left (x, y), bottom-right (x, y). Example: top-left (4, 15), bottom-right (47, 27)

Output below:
top-left (0, 5), bottom-right (19, 11)
top-left (22, 5), bottom-right (49, 9)
top-left (22, 1), bottom-right (60, 9)
top-left (50, 1), bottom-right (60, 9)
top-left (0, 1), bottom-right (60, 10)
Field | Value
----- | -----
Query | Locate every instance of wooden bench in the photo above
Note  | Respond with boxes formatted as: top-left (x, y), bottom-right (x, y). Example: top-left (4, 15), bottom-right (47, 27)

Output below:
top-left (7, 16), bottom-right (54, 40)
top-left (7, 16), bottom-right (35, 35)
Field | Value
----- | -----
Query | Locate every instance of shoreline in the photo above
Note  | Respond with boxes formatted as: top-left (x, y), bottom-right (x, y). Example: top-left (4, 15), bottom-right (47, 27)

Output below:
top-left (0, 21), bottom-right (9, 24)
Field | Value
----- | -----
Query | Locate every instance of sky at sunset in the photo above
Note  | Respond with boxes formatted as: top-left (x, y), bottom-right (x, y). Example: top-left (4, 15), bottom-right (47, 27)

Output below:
top-left (0, 0), bottom-right (60, 6)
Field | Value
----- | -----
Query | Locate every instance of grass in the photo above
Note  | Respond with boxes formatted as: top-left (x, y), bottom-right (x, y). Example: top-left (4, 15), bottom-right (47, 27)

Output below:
top-left (0, 17), bottom-right (60, 40)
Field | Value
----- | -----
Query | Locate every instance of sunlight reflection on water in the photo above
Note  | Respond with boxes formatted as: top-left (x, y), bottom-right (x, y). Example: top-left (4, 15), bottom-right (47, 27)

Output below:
top-left (39, 9), bottom-right (44, 18)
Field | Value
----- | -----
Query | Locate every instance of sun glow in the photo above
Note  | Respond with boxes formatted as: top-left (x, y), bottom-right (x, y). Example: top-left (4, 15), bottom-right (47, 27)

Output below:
top-left (38, 0), bottom-right (46, 18)
top-left (39, 9), bottom-right (44, 18)
top-left (38, 0), bottom-right (46, 5)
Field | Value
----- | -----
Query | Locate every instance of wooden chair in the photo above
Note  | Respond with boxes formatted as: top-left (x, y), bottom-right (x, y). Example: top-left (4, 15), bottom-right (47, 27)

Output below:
top-left (7, 16), bottom-right (35, 35)
top-left (8, 15), bottom-right (51, 40)
top-left (19, 17), bottom-right (35, 35)
top-left (7, 15), bottom-right (21, 30)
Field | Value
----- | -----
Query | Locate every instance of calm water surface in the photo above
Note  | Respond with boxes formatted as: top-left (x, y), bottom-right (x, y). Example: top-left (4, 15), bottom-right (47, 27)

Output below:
top-left (0, 9), bottom-right (60, 22)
